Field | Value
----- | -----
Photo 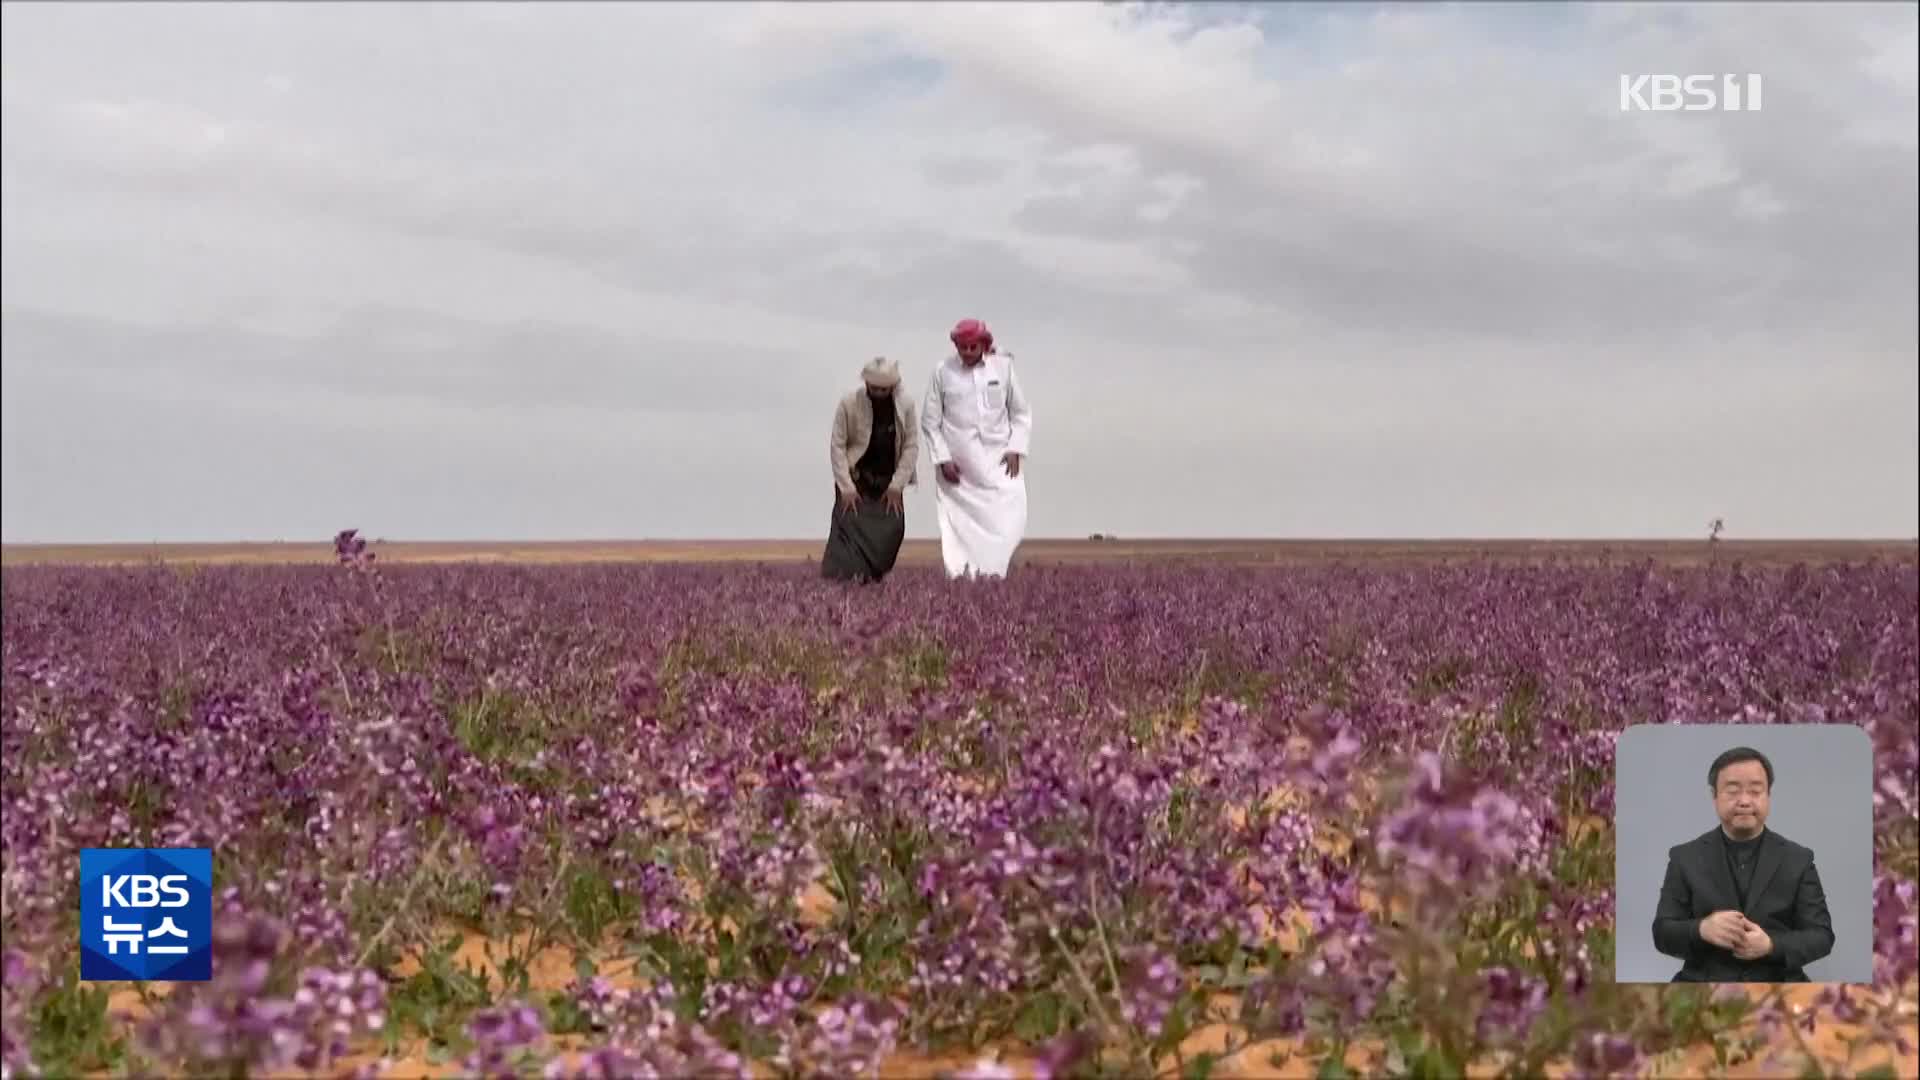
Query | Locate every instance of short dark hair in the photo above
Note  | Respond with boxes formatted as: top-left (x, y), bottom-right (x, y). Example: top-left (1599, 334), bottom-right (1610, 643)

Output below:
top-left (1709, 746), bottom-right (1774, 790)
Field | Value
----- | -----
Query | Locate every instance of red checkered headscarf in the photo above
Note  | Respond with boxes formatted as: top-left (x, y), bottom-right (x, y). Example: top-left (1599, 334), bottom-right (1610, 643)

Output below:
top-left (950, 318), bottom-right (993, 351)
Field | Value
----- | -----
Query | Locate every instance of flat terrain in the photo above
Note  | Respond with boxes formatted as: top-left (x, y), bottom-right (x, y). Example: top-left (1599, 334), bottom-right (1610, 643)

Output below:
top-left (5, 549), bottom-right (1915, 1078)
top-left (4, 537), bottom-right (1915, 568)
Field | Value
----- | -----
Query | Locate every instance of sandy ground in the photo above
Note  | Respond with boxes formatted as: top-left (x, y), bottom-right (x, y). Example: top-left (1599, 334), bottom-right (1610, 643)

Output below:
top-left (5, 538), bottom-right (1915, 568)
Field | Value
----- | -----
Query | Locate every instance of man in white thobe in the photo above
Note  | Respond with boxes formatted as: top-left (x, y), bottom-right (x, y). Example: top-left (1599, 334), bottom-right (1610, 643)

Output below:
top-left (920, 317), bottom-right (1033, 579)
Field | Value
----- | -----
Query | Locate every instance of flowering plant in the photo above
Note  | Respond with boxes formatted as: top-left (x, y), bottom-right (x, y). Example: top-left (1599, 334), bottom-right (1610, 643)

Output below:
top-left (2, 550), bottom-right (1913, 1077)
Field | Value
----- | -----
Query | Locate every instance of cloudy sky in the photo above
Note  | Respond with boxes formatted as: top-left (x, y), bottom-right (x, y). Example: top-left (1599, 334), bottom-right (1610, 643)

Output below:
top-left (3, 1), bottom-right (1915, 543)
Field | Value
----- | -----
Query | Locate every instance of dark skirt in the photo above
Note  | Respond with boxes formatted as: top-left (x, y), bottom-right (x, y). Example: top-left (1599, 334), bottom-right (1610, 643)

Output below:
top-left (821, 483), bottom-right (906, 583)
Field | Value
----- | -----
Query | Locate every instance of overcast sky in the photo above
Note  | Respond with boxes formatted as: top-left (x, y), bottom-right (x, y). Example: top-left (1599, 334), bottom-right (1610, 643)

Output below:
top-left (3, 1), bottom-right (1915, 543)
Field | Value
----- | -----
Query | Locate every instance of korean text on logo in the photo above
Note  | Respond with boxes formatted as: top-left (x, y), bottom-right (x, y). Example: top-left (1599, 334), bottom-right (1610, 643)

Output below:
top-left (80, 848), bottom-right (213, 981)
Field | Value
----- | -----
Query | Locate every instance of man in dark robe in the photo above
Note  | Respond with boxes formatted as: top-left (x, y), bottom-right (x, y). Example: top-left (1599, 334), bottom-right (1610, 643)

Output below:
top-left (822, 357), bottom-right (918, 583)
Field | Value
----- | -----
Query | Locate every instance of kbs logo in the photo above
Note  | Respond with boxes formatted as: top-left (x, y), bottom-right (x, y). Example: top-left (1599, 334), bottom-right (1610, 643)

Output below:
top-left (1620, 74), bottom-right (1763, 112)
top-left (80, 848), bottom-right (213, 981)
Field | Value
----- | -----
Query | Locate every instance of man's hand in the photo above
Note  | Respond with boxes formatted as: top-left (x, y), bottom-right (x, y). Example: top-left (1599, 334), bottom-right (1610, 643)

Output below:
top-left (1699, 910), bottom-right (1754, 950)
top-left (1002, 452), bottom-right (1022, 477)
top-left (938, 461), bottom-right (961, 484)
top-left (1733, 925), bottom-right (1773, 961)
top-left (882, 488), bottom-right (904, 515)
top-left (838, 488), bottom-right (860, 513)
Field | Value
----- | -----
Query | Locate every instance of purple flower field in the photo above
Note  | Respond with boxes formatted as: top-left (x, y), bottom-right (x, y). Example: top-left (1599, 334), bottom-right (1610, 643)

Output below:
top-left (3, 549), bottom-right (1916, 1078)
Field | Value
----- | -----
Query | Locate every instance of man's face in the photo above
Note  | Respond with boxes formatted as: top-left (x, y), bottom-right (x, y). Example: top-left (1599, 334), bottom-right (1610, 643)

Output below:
top-left (957, 340), bottom-right (987, 365)
top-left (866, 383), bottom-right (893, 401)
top-left (1713, 759), bottom-right (1770, 837)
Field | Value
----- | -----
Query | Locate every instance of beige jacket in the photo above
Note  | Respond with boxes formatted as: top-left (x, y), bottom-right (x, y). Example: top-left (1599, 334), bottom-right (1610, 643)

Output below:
top-left (831, 388), bottom-right (919, 496)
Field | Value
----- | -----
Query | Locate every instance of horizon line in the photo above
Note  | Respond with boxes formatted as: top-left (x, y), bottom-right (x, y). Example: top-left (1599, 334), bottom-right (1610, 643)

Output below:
top-left (5, 536), bottom-right (1917, 548)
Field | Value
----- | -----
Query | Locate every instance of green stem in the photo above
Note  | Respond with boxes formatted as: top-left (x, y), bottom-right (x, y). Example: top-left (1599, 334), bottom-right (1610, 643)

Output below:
top-left (1775, 985), bottom-right (1828, 1077)
top-left (1087, 878), bottom-right (1152, 1076)
top-left (1038, 902), bottom-right (1124, 1052)
top-left (354, 827), bottom-right (447, 970)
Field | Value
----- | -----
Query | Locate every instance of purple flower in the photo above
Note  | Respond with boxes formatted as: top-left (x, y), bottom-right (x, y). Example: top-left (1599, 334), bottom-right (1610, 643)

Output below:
top-left (2, 554), bottom-right (1912, 1079)
top-left (1117, 948), bottom-right (1185, 1040)
top-left (1871, 873), bottom-right (1918, 991)
top-left (1373, 753), bottom-right (1548, 916)
top-left (2, 950), bottom-right (42, 1078)
top-left (468, 1001), bottom-right (545, 1050)
top-left (1570, 1032), bottom-right (1641, 1079)
top-left (333, 529), bottom-right (374, 566)
top-left (1475, 966), bottom-right (1549, 1045)
top-left (1029, 1030), bottom-right (1098, 1080)
top-left (132, 920), bottom-right (387, 1079)
top-left (553, 978), bottom-right (748, 1080)
top-left (463, 1000), bottom-right (547, 1078)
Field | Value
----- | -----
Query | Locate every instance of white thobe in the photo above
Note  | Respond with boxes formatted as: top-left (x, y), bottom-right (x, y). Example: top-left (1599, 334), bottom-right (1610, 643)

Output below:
top-left (920, 351), bottom-right (1033, 579)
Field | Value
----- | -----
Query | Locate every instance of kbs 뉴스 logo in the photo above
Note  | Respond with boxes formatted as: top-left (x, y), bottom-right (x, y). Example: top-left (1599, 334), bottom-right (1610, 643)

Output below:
top-left (79, 848), bottom-right (213, 981)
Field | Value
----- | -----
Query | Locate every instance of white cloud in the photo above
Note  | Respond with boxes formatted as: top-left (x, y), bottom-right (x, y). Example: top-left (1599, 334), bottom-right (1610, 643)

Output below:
top-left (2, 0), bottom-right (1914, 542)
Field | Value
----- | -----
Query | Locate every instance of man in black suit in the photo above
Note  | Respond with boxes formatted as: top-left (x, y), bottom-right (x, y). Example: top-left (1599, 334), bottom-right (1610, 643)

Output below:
top-left (1652, 746), bottom-right (1835, 982)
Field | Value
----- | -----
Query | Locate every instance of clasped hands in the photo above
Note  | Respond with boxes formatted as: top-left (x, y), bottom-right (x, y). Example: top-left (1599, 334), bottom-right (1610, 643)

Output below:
top-left (1699, 909), bottom-right (1773, 960)
top-left (839, 488), bottom-right (905, 515)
